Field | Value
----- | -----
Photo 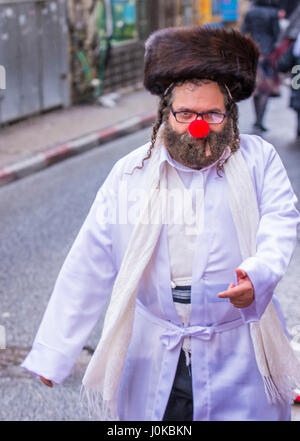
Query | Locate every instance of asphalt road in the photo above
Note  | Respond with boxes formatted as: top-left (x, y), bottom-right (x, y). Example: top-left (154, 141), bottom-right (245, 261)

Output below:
top-left (0, 87), bottom-right (300, 421)
top-left (0, 127), bottom-right (153, 421)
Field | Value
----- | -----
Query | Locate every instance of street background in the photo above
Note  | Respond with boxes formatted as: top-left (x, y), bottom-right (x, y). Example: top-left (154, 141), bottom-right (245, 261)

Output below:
top-left (0, 0), bottom-right (300, 421)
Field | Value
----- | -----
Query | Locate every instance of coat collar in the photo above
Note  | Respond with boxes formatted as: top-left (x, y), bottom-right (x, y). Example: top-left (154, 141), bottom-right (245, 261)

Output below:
top-left (158, 143), bottom-right (232, 178)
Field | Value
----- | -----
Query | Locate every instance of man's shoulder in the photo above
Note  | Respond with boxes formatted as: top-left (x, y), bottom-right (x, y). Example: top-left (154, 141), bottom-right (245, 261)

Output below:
top-left (239, 133), bottom-right (276, 162)
top-left (104, 142), bottom-right (152, 185)
top-left (115, 142), bottom-right (152, 173)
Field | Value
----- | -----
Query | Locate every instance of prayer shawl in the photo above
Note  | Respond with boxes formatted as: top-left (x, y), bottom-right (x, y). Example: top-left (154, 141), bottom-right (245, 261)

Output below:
top-left (82, 136), bottom-right (300, 420)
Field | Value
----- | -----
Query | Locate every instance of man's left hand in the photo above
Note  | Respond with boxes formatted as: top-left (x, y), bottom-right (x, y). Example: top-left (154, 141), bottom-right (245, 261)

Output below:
top-left (217, 269), bottom-right (254, 308)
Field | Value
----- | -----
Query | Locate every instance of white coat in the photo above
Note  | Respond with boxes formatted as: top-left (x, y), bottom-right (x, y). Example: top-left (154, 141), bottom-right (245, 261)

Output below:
top-left (22, 134), bottom-right (300, 420)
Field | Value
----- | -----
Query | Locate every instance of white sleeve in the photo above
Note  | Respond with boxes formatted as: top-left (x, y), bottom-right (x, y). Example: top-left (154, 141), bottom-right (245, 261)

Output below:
top-left (238, 143), bottom-right (300, 323)
top-left (21, 185), bottom-right (117, 383)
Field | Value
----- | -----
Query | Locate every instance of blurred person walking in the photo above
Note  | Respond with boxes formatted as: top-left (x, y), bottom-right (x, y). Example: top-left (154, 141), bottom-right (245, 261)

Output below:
top-left (278, 3), bottom-right (300, 53)
top-left (283, 4), bottom-right (300, 41)
top-left (278, 32), bottom-right (300, 140)
top-left (242, 0), bottom-right (281, 132)
top-left (279, 0), bottom-right (299, 19)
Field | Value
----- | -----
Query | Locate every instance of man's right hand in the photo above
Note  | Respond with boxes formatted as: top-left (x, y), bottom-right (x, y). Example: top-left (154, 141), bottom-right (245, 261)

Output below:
top-left (40, 376), bottom-right (53, 388)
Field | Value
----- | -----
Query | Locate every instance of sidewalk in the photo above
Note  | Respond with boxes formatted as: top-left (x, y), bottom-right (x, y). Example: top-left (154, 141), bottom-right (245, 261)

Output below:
top-left (0, 87), bottom-right (158, 186)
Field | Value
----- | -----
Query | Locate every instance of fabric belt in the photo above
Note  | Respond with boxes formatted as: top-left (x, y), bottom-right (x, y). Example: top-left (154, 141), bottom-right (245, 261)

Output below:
top-left (171, 285), bottom-right (191, 304)
top-left (136, 299), bottom-right (245, 351)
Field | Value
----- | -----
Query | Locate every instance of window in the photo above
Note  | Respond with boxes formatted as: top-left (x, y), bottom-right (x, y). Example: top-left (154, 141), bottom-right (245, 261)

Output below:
top-left (111, 0), bottom-right (137, 42)
top-left (97, 0), bottom-right (138, 44)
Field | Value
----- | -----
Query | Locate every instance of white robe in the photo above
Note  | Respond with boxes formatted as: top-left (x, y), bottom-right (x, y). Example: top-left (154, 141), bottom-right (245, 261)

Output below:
top-left (22, 134), bottom-right (300, 420)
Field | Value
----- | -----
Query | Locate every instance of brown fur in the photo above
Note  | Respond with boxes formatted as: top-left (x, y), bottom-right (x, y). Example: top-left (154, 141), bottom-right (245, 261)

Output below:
top-left (144, 26), bottom-right (260, 102)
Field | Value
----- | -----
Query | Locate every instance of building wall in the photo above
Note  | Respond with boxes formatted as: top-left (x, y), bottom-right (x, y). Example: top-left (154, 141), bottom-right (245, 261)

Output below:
top-left (0, 0), bottom-right (70, 124)
top-left (101, 40), bottom-right (145, 94)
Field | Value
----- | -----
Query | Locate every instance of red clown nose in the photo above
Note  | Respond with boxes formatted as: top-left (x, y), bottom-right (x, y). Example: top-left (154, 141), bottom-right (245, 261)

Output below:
top-left (188, 119), bottom-right (210, 138)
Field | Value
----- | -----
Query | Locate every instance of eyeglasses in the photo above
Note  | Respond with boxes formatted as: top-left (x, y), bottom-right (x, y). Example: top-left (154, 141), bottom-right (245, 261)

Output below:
top-left (170, 105), bottom-right (227, 124)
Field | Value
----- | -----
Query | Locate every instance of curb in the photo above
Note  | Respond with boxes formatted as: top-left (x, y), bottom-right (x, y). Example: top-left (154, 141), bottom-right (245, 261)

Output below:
top-left (0, 112), bottom-right (156, 187)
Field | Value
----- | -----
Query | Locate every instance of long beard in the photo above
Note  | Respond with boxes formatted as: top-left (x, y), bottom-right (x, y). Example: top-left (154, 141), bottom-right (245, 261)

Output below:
top-left (161, 117), bottom-right (235, 170)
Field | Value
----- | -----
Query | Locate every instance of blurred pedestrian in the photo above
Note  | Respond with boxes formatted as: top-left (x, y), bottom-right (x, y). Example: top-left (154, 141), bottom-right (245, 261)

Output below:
top-left (278, 32), bottom-right (300, 139)
top-left (280, 3), bottom-right (300, 44)
top-left (242, 0), bottom-right (281, 131)
top-left (279, 0), bottom-right (299, 19)
top-left (269, 3), bottom-right (300, 96)
top-left (21, 26), bottom-right (300, 421)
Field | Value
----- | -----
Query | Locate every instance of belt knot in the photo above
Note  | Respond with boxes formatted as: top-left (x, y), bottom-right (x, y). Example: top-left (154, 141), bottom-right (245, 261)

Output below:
top-left (160, 324), bottom-right (214, 350)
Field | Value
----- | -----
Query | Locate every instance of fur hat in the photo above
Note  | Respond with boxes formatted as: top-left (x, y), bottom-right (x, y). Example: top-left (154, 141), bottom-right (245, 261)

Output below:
top-left (144, 26), bottom-right (260, 102)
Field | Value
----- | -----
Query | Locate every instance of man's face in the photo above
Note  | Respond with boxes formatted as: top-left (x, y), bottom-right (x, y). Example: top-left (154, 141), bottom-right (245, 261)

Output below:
top-left (162, 81), bottom-right (234, 170)
top-left (168, 81), bottom-right (227, 134)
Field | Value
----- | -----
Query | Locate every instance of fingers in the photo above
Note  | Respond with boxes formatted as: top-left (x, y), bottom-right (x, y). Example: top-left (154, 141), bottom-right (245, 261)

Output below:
top-left (40, 376), bottom-right (53, 388)
top-left (235, 268), bottom-right (247, 279)
top-left (218, 284), bottom-right (247, 299)
top-left (235, 269), bottom-right (248, 283)
top-left (217, 269), bottom-right (254, 308)
top-left (218, 291), bottom-right (253, 308)
top-left (229, 297), bottom-right (250, 308)
top-left (218, 281), bottom-right (254, 308)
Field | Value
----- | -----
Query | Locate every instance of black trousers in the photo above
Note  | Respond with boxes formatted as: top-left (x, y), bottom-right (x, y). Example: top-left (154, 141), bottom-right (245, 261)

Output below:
top-left (163, 350), bottom-right (193, 421)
